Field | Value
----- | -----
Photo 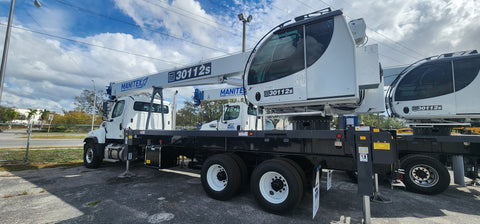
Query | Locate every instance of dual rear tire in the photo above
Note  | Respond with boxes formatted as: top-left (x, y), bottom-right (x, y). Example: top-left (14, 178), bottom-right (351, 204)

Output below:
top-left (250, 159), bottom-right (304, 214)
top-left (201, 155), bottom-right (305, 214)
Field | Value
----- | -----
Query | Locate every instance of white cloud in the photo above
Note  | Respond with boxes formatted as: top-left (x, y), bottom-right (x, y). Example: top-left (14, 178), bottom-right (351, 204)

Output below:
top-left (1, 0), bottom-right (479, 115)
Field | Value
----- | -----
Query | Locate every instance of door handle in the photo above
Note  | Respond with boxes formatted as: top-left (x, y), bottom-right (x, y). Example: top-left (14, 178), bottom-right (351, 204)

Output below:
top-left (119, 123), bottom-right (123, 130)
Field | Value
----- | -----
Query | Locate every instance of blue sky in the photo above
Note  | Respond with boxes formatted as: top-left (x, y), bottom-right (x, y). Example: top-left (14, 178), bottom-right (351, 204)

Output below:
top-left (0, 0), bottom-right (479, 112)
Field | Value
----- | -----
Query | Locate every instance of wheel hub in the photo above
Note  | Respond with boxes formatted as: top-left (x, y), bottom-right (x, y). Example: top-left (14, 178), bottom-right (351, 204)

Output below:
top-left (412, 167), bottom-right (430, 181)
top-left (409, 164), bottom-right (439, 188)
top-left (259, 171), bottom-right (289, 204)
top-left (271, 178), bottom-right (284, 192)
top-left (217, 170), bottom-right (227, 181)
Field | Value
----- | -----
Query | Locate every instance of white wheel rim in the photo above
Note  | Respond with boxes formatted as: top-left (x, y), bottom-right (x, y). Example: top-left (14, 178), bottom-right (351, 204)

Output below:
top-left (85, 148), bottom-right (94, 163)
top-left (206, 164), bottom-right (228, 191)
top-left (259, 171), bottom-right (289, 204)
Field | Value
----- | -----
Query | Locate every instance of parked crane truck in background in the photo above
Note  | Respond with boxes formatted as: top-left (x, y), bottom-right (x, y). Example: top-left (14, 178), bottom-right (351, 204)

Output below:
top-left (387, 51), bottom-right (480, 194)
top-left (195, 86), bottom-right (272, 131)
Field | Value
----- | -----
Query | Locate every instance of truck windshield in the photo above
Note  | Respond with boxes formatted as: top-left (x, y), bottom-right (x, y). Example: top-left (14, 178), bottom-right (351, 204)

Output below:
top-left (133, 102), bottom-right (169, 113)
top-left (224, 106), bottom-right (240, 120)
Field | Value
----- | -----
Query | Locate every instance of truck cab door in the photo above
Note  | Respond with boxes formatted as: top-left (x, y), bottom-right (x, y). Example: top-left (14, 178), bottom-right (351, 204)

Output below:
top-left (218, 105), bottom-right (241, 130)
top-left (105, 100), bottom-right (125, 139)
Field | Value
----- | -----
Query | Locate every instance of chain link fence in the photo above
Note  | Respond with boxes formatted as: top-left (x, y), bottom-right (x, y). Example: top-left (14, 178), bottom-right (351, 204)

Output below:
top-left (0, 123), bottom-right (96, 163)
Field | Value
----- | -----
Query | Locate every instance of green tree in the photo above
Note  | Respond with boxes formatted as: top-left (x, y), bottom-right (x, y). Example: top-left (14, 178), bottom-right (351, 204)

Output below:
top-left (0, 106), bottom-right (17, 123)
top-left (358, 114), bottom-right (405, 129)
top-left (176, 100), bottom-right (199, 127)
top-left (39, 109), bottom-right (50, 123)
top-left (27, 109), bottom-right (38, 122)
top-left (53, 111), bottom-right (91, 125)
top-left (175, 98), bottom-right (230, 128)
top-left (74, 89), bottom-right (105, 115)
top-left (198, 99), bottom-right (228, 123)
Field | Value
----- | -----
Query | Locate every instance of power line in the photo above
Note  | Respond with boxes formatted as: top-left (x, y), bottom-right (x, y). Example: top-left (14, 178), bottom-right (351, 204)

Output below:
top-left (53, 0), bottom-right (229, 54)
top-left (0, 23), bottom-right (185, 66)
top-left (310, 0), bottom-right (424, 62)
top-left (142, 0), bottom-right (237, 36)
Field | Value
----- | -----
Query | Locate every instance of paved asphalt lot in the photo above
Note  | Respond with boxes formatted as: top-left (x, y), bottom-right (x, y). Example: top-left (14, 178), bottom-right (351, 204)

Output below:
top-left (0, 162), bottom-right (479, 224)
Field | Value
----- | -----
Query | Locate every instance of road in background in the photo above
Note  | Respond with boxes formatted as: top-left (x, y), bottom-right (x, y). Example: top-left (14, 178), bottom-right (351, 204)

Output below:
top-left (0, 130), bottom-right (83, 149)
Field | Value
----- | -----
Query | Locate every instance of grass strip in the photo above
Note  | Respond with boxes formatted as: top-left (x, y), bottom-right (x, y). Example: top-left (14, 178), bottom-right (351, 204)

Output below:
top-left (0, 148), bottom-right (84, 172)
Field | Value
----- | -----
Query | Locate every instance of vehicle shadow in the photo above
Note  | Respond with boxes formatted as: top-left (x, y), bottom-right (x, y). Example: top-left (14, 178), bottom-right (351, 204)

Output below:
top-left (1, 164), bottom-right (479, 224)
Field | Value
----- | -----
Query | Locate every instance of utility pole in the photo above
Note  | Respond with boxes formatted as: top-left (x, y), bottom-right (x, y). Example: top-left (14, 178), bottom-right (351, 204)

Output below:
top-left (0, 0), bottom-right (41, 104)
top-left (238, 13), bottom-right (252, 52)
top-left (91, 80), bottom-right (96, 131)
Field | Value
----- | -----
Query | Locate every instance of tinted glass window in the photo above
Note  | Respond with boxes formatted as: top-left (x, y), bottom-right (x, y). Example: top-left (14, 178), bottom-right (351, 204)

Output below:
top-left (247, 106), bottom-right (263, 116)
top-left (224, 106), bottom-right (240, 120)
top-left (133, 102), bottom-right (169, 113)
top-left (395, 61), bottom-right (453, 101)
top-left (306, 18), bottom-right (334, 66)
top-left (454, 57), bottom-right (480, 91)
top-left (112, 100), bottom-right (125, 118)
top-left (248, 26), bottom-right (305, 85)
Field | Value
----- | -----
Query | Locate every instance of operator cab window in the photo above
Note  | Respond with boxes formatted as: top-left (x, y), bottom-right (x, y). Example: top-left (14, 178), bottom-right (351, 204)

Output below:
top-left (394, 61), bottom-right (453, 101)
top-left (247, 106), bottom-right (263, 116)
top-left (112, 100), bottom-right (125, 118)
top-left (224, 105), bottom-right (240, 121)
top-left (248, 18), bottom-right (334, 85)
top-left (454, 57), bottom-right (480, 91)
top-left (133, 102), bottom-right (169, 114)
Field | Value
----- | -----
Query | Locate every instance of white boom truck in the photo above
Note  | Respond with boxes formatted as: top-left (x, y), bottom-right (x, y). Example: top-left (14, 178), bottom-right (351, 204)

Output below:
top-left (386, 50), bottom-right (480, 194)
top-left (84, 96), bottom-right (172, 167)
top-left (195, 86), bottom-right (269, 131)
top-left (84, 8), bottom-right (398, 214)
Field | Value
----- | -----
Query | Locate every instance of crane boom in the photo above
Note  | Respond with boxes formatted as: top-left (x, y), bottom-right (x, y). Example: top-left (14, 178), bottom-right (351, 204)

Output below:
top-left (108, 51), bottom-right (251, 97)
top-left (107, 9), bottom-right (385, 116)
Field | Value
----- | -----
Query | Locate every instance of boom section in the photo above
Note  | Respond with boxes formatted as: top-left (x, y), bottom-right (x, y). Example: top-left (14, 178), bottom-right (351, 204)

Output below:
top-left (109, 51), bottom-right (251, 97)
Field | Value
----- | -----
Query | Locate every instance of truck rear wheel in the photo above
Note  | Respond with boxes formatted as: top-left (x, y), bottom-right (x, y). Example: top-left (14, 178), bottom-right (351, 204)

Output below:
top-left (201, 154), bottom-right (242, 201)
top-left (84, 142), bottom-right (102, 168)
top-left (250, 159), bottom-right (304, 214)
top-left (401, 155), bottom-right (450, 195)
top-left (228, 153), bottom-right (248, 186)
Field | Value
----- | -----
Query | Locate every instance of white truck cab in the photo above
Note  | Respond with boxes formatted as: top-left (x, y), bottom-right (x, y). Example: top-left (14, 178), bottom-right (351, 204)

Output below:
top-left (201, 102), bottom-right (270, 131)
top-left (83, 95), bottom-right (172, 168)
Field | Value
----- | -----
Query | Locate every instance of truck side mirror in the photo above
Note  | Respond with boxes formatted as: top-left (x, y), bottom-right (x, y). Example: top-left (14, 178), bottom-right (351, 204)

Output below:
top-left (102, 101), bottom-right (109, 121)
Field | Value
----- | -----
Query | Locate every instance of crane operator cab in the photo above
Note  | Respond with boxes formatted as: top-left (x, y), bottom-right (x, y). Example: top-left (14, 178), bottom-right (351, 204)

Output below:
top-left (388, 50), bottom-right (480, 128)
top-left (243, 8), bottom-right (385, 120)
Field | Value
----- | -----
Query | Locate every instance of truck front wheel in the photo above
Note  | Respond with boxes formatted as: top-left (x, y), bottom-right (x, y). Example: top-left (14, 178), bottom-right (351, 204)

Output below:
top-left (84, 142), bottom-right (102, 168)
top-left (250, 159), bottom-right (304, 214)
top-left (201, 154), bottom-right (242, 201)
top-left (401, 155), bottom-right (450, 195)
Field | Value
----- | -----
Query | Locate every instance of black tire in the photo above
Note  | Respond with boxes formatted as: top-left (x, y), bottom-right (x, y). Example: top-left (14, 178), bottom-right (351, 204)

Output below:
top-left (227, 153), bottom-right (249, 186)
top-left (201, 154), bottom-right (242, 201)
top-left (401, 155), bottom-right (450, 195)
top-left (276, 157), bottom-right (308, 190)
top-left (83, 141), bottom-right (102, 168)
top-left (250, 159), bottom-right (304, 214)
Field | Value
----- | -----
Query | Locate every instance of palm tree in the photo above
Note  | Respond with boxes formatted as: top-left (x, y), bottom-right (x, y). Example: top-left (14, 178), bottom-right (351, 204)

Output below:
top-left (27, 109), bottom-right (38, 124)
